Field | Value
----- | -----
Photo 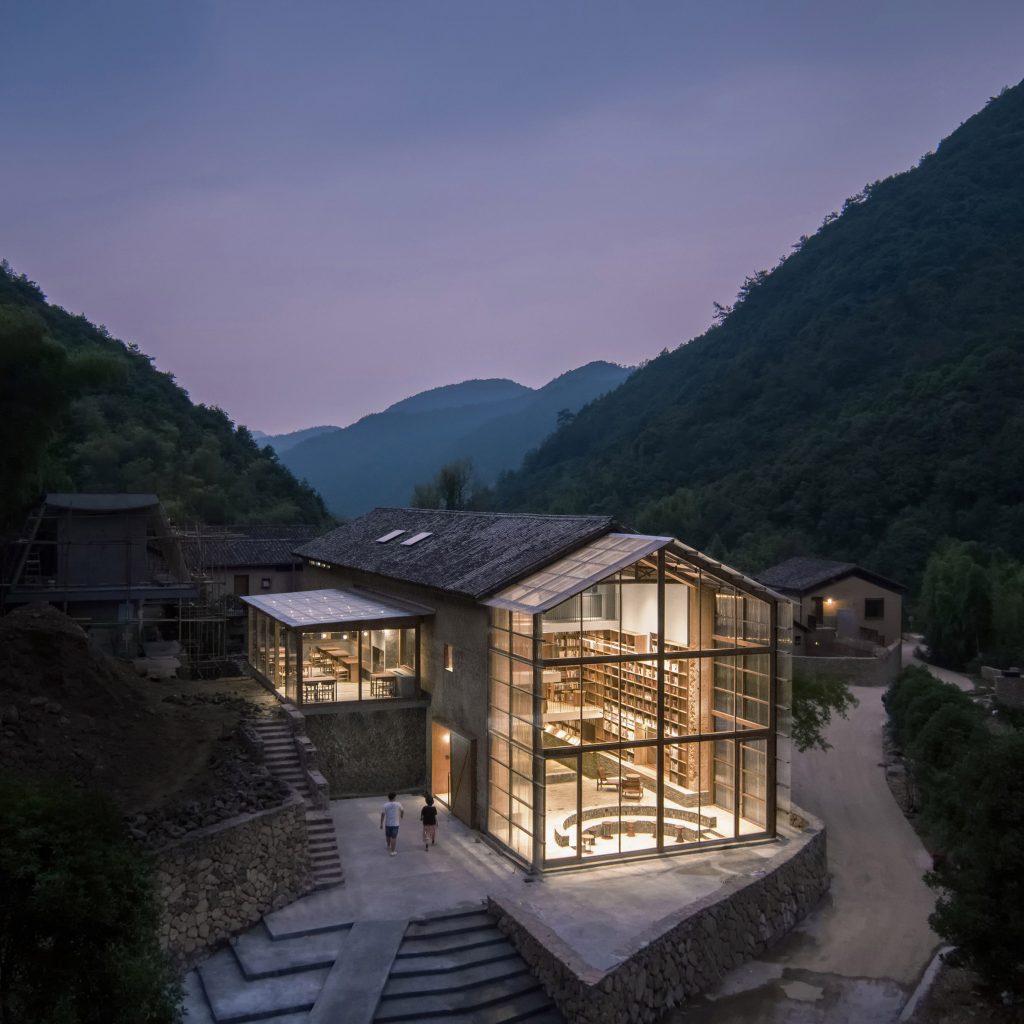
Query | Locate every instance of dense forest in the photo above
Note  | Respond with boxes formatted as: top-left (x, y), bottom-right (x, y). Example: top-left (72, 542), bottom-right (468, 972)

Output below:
top-left (494, 82), bottom-right (1024, 592)
top-left (0, 263), bottom-right (329, 529)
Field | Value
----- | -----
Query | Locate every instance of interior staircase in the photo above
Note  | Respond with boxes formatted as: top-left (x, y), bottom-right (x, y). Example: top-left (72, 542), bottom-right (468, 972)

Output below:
top-left (249, 717), bottom-right (344, 890)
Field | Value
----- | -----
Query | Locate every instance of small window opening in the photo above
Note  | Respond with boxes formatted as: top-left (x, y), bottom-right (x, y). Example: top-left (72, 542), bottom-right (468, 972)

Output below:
top-left (444, 643), bottom-right (454, 672)
top-left (376, 530), bottom-right (406, 543)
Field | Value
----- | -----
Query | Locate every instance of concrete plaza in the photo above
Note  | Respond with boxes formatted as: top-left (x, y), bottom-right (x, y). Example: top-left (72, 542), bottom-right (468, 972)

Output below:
top-left (266, 793), bottom-right (790, 971)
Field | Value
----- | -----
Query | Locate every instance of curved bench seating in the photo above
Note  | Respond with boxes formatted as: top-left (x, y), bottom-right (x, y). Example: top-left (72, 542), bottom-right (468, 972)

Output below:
top-left (553, 804), bottom-right (718, 849)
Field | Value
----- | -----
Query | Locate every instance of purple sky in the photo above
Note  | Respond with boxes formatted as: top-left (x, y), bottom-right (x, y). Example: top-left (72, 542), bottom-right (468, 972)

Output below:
top-left (3, 3), bottom-right (1022, 434)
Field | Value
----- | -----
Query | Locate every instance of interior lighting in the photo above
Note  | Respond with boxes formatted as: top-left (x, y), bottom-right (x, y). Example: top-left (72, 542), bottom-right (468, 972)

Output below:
top-left (442, 732), bottom-right (450, 744)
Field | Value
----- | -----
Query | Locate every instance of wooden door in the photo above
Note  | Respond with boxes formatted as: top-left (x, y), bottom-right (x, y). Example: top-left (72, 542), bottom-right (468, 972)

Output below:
top-left (449, 731), bottom-right (476, 828)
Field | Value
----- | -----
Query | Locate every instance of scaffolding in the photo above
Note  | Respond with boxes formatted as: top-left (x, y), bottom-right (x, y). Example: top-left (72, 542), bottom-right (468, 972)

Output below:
top-left (0, 496), bottom-right (230, 676)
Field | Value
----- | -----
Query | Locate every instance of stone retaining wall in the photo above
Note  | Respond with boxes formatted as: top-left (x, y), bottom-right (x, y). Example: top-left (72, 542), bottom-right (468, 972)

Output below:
top-left (304, 705), bottom-right (427, 796)
top-left (155, 792), bottom-right (312, 970)
top-left (489, 811), bottom-right (828, 1024)
top-left (794, 638), bottom-right (901, 687)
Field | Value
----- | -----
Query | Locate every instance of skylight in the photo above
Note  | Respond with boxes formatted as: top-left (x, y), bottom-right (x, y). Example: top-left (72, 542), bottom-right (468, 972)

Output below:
top-left (401, 531), bottom-right (433, 546)
top-left (376, 530), bottom-right (406, 543)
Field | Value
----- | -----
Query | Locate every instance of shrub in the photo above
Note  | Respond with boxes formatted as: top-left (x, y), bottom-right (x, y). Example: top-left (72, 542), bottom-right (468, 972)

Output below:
top-left (0, 776), bottom-right (180, 1024)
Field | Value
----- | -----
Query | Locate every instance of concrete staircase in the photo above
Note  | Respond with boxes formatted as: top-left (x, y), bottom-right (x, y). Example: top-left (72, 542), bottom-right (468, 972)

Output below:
top-left (183, 907), bottom-right (563, 1024)
top-left (185, 919), bottom-right (353, 1023)
top-left (249, 718), bottom-right (344, 890)
top-left (374, 907), bottom-right (564, 1023)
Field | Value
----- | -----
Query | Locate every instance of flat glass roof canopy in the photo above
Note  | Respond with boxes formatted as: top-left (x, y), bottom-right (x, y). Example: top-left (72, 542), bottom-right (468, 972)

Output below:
top-left (483, 533), bottom-right (670, 614)
top-left (241, 588), bottom-right (432, 629)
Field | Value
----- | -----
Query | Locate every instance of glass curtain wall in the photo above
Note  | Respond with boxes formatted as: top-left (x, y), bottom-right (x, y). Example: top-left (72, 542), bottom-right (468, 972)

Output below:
top-left (247, 607), bottom-right (417, 705)
top-left (486, 546), bottom-right (780, 868)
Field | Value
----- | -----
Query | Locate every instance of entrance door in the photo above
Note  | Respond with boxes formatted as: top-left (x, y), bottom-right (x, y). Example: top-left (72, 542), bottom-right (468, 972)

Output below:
top-left (233, 574), bottom-right (250, 596)
top-left (431, 722), bottom-right (451, 806)
top-left (431, 722), bottom-right (476, 827)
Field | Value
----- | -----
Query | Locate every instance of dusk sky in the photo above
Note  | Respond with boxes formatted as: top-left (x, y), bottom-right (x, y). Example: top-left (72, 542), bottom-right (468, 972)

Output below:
top-left (3, 3), bottom-right (1022, 434)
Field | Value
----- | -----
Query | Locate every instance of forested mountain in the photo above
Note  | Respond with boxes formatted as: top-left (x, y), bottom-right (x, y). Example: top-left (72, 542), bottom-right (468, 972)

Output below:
top-left (494, 82), bottom-right (1024, 590)
top-left (255, 425), bottom-right (342, 454)
top-left (0, 263), bottom-right (329, 527)
top-left (280, 362), bottom-right (631, 518)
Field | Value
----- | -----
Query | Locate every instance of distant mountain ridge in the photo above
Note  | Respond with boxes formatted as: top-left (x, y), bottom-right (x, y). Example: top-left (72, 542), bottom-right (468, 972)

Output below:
top-left (494, 81), bottom-right (1024, 590)
top-left (276, 362), bottom-right (632, 518)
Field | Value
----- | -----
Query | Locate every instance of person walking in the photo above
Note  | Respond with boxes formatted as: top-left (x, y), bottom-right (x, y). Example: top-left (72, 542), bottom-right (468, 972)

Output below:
top-left (421, 795), bottom-right (438, 851)
top-left (380, 792), bottom-right (404, 856)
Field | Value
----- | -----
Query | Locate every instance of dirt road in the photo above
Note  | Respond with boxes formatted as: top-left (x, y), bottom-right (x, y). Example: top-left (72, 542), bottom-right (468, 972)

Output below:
top-left (670, 687), bottom-right (939, 1023)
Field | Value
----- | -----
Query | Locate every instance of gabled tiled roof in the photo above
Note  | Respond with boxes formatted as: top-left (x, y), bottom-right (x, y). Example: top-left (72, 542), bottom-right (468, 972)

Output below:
top-left (295, 508), bottom-right (619, 600)
top-left (179, 526), bottom-right (319, 570)
top-left (756, 556), bottom-right (905, 594)
top-left (45, 493), bottom-right (159, 512)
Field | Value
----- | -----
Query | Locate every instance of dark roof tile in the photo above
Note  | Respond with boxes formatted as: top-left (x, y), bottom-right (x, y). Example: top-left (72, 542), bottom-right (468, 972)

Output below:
top-left (756, 556), bottom-right (905, 594)
top-left (295, 508), bottom-right (618, 599)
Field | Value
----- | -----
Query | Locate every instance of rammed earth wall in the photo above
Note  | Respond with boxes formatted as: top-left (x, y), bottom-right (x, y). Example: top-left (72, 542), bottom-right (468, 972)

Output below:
top-left (488, 812), bottom-right (828, 1024)
top-left (155, 792), bottom-right (312, 970)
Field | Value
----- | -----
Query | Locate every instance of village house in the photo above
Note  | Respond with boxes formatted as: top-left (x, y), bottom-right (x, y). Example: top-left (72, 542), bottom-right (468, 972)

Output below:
top-left (242, 507), bottom-right (793, 872)
top-left (755, 556), bottom-right (904, 653)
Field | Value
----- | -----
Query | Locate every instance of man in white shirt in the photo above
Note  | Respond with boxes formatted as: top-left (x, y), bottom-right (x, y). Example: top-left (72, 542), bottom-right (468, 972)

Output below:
top-left (379, 792), bottom-right (404, 856)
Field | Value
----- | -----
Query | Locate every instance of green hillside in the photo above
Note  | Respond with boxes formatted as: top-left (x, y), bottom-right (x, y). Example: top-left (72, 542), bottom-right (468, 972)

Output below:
top-left (0, 263), bottom-right (329, 528)
top-left (494, 82), bottom-right (1024, 588)
top-left (280, 362), bottom-right (631, 519)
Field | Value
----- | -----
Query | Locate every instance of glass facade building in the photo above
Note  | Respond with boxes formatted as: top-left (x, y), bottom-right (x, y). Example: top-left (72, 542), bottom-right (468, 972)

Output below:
top-left (484, 535), bottom-right (791, 869)
top-left (243, 588), bottom-right (428, 705)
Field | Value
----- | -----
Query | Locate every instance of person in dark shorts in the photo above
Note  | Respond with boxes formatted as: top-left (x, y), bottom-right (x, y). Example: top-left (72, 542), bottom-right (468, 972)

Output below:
top-left (421, 794), bottom-right (438, 851)
top-left (380, 792), bottom-right (404, 856)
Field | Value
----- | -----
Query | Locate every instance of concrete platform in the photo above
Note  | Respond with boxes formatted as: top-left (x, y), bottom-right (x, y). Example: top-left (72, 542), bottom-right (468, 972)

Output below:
top-left (265, 793), bottom-right (788, 972)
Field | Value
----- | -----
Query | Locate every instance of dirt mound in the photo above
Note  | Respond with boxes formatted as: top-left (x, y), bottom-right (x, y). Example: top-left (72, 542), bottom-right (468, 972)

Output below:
top-left (0, 605), bottom-right (282, 820)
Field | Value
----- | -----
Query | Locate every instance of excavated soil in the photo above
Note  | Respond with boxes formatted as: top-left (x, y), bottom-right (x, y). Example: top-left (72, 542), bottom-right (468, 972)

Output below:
top-left (0, 605), bottom-right (285, 828)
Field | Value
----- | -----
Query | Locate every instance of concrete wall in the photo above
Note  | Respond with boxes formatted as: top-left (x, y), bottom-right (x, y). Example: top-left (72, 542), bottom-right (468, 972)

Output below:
top-left (154, 793), bottom-right (311, 970)
top-left (797, 576), bottom-right (902, 646)
top-left (302, 563), bottom-right (490, 827)
top-left (793, 638), bottom-right (901, 687)
top-left (995, 674), bottom-right (1024, 710)
top-left (488, 811), bottom-right (828, 1024)
top-left (303, 705), bottom-right (428, 796)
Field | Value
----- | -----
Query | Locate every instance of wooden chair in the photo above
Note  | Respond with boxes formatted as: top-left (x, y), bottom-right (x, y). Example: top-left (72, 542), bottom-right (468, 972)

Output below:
top-left (596, 766), bottom-right (618, 791)
top-left (621, 776), bottom-right (643, 800)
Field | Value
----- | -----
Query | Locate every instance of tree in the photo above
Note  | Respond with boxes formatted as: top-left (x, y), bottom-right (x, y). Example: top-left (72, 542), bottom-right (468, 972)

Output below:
top-left (919, 541), bottom-right (992, 666)
top-left (0, 776), bottom-right (180, 1024)
top-left (410, 459), bottom-right (475, 510)
top-left (927, 732), bottom-right (1024, 995)
top-left (790, 669), bottom-right (859, 752)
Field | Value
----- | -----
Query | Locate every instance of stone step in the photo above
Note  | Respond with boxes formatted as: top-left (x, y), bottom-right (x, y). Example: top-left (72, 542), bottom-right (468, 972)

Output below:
top-left (390, 939), bottom-right (520, 975)
top-left (398, 925), bottom-right (504, 955)
top-left (405, 909), bottom-right (494, 937)
top-left (381, 958), bottom-right (528, 997)
top-left (198, 946), bottom-right (328, 1022)
top-left (182, 969), bottom-right (215, 1023)
top-left (410, 989), bottom-right (561, 1024)
top-left (232, 922), bottom-right (351, 979)
top-left (373, 972), bottom-right (545, 1021)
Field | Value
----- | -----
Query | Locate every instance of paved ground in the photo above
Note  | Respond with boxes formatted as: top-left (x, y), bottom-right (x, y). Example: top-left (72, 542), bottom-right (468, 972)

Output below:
top-left (901, 639), bottom-right (975, 692)
top-left (669, 687), bottom-right (940, 1023)
top-left (265, 794), bottom-right (792, 971)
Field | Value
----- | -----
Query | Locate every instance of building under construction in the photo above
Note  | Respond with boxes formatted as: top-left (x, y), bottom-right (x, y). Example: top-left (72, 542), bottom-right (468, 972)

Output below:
top-left (0, 493), bottom-right (227, 676)
top-left (0, 494), bottom-right (321, 677)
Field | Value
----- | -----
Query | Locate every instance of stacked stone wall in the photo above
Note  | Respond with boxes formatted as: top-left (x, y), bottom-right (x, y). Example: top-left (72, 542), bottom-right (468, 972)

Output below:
top-left (155, 793), bottom-right (311, 970)
top-left (489, 812), bottom-right (828, 1024)
top-left (304, 706), bottom-right (427, 796)
top-left (793, 638), bottom-right (901, 687)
